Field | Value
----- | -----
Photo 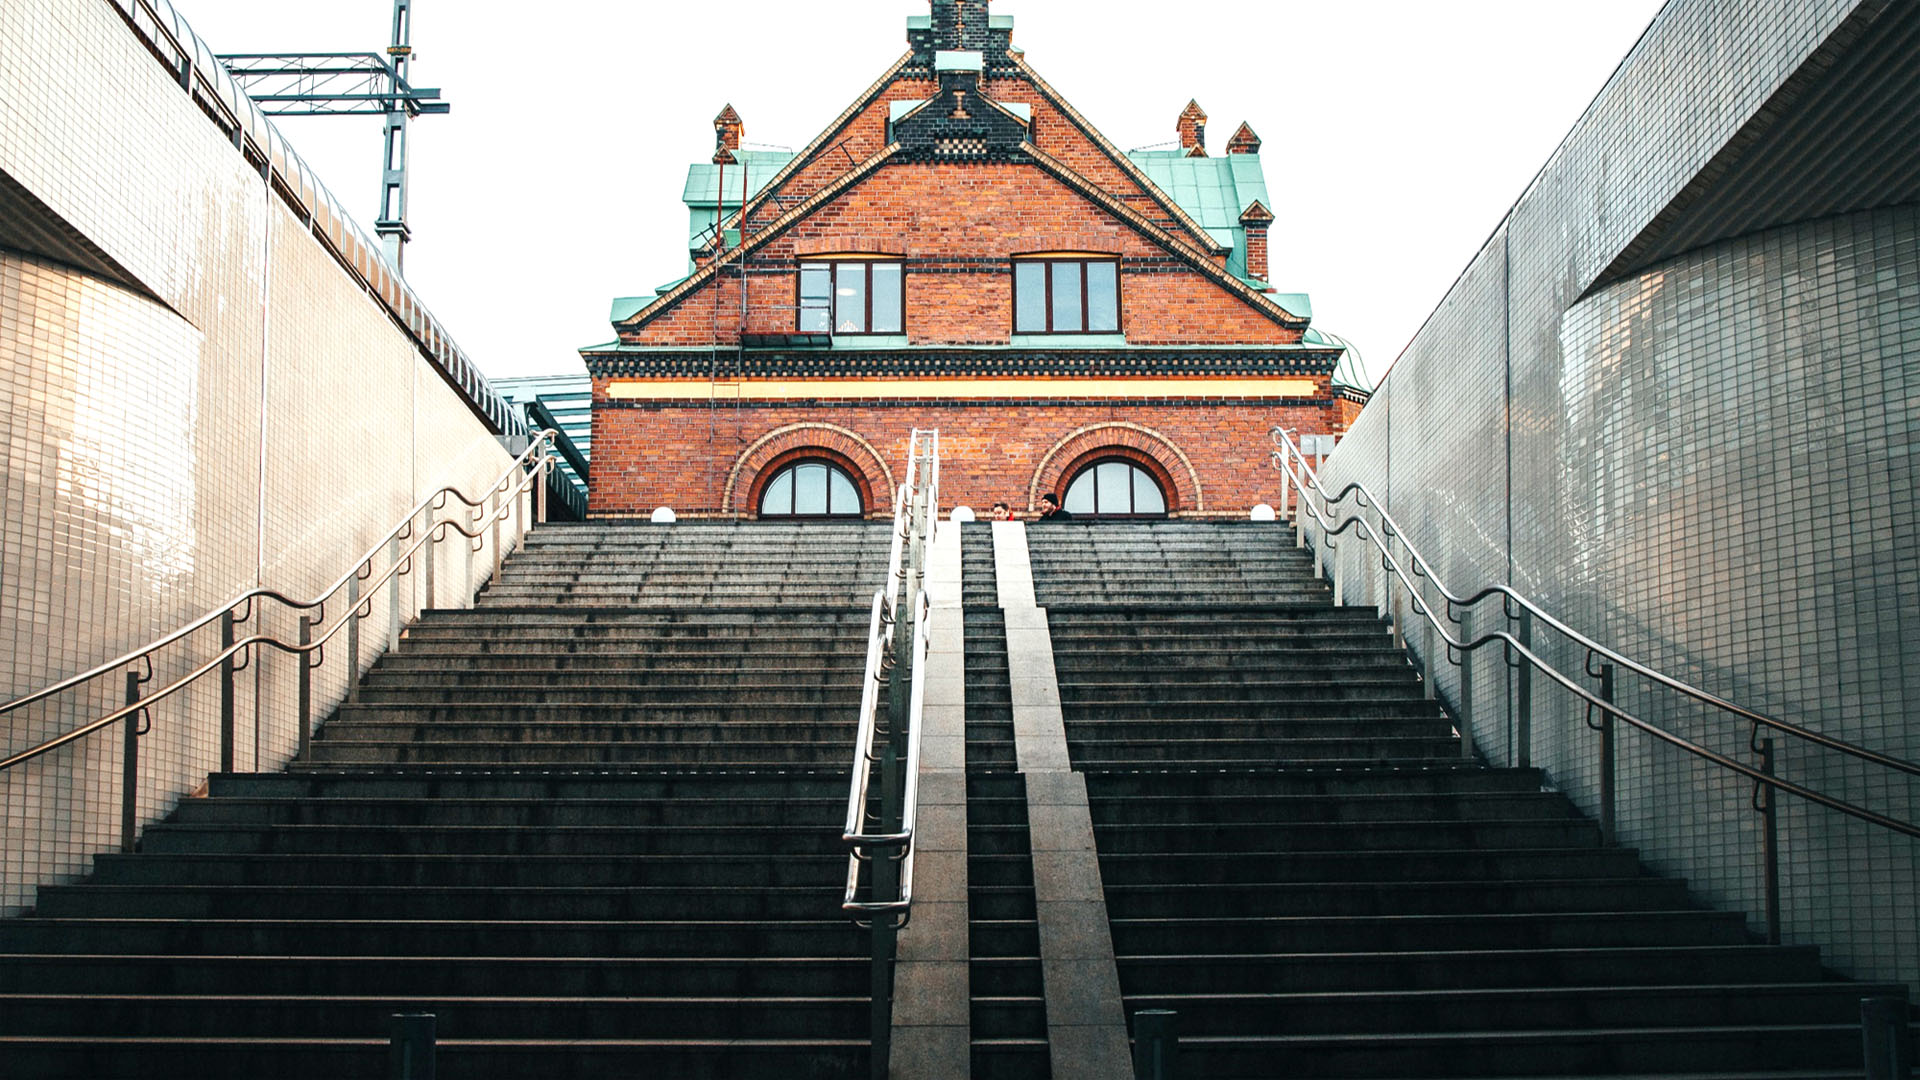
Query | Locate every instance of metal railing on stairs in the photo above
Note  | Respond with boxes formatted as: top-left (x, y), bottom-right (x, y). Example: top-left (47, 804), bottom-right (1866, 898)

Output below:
top-left (0, 433), bottom-right (561, 857)
top-left (1270, 426), bottom-right (1920, 950)
top-left (841, 427), bottom-right (939, 1079)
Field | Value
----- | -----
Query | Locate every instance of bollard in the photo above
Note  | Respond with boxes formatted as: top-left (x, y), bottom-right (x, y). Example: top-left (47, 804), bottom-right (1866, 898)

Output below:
top-left (1861, 997), bottom-right (1912, 1080)
top-left (390, 1013), bottom-right (436, 1080)
top-left (1133, 1009), bottom-right (1180, 1080)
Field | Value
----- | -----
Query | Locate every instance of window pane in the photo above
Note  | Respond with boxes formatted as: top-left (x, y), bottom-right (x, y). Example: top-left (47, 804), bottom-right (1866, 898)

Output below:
top-left (1086, 262), bottom-right (1118, 332)
top-left (1063, 472), bottom-right (1095, 514)
top-left (828, 468), bottom-right (859, 514)
top-left (761, 468), bottom-right (794, 515)
top-left (799, 265), bottom-right (831, 332)
top-left (1132, 467), bottom-right (1166, 513)
top-left (870, 263), bottom-right (902, 333)
top-left (1096, 461), bottom-right (1130, 511)
top-left (835, 263), bottom-right (867, 333)
top-left (793, 464), bottom-right (829, 514)
top-left (1015, 262), bottom-right (1047, 332)
top-left (1052, 262), bottom-right (1083, 331)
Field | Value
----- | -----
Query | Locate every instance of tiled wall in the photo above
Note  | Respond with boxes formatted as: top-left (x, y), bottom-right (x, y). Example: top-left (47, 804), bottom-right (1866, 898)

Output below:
top-left (0, 0), bottom-right (515, 914)
top-left (1320, 0), bottom-right (1918, 991)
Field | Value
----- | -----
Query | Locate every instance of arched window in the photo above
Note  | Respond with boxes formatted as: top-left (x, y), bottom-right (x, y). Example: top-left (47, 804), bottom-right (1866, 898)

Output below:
top-left (760, 459), bottom-right (863, 517)
top-left (1061, 458), bottom-right (1168, 517)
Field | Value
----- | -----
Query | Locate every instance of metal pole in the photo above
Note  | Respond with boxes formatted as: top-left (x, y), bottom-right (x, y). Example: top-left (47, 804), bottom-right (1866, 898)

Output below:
top-left (1515, 608), bottom-right (1533, 770)
top-left (1390, 573), bottom-right (1405, 650)
top-left (423, 524), bottom-right (437, 611)
top-left (1422, 617), bottom-right (1435, 701)
top-left (297, 615), bottom-right (313, 761)
top-left (1597, 663), bottom-right (1616, 846)
top-left (346, 574), bottom-right (362, 704)
top-left (388, 533), bottom-right (403, 653)
top-left (122, 672), bottom-right (141, 853)
top-left (490, 488), bottom-right (502, 585)
top-left (1861, 997), bottom-right (1912, 1080)
top-left (1132, 1009), bottom-right (1180, 1080)
top-left (1458, 607), bottom-right (1476, 761)
top-left (536, 451), bottom-right (549, 523)
top-left (219, 610), bottom-right (236, 773)
top-left (1758, 736), bottom-right (1781, 945)
top-left (389, 1012), bottom-right (436, 1080)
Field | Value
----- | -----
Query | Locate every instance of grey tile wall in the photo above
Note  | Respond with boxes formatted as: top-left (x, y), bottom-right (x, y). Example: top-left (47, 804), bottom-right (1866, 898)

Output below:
top-left (1321, 0), bottom-right (1918, 992)
top-left (0, 0), bottom-right (514, 914)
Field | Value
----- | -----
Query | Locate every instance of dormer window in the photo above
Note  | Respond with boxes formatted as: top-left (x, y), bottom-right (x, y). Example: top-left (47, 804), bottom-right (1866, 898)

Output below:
top-left (1013, 257), bottom-right (1120, 334)
top-left (799, 259), bottom-right (904, 335)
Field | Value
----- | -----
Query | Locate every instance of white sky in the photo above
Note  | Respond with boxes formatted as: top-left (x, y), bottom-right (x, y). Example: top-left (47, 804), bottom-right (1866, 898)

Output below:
top-left (170, 0), bottom-right (1668, 382)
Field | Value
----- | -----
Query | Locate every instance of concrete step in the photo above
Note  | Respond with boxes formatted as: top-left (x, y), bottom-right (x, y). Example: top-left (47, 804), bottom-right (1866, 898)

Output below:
top-left (0, 918), bottom-right (865, 958)
top-left (1103, 877), bottom-right (1691, 918)
top-left (0, 992), bottom-right (867, 1039)
top-left (1108, 910), bottom-right (1750, 954)
top-left (35, 884), bottom-right (849, 921)
top-left (136, 823), bottom-right (849, 857)
top-left (86, 852), bottom-right (850, 888)
top-left (0, 1035), bottom-right (867, 1080)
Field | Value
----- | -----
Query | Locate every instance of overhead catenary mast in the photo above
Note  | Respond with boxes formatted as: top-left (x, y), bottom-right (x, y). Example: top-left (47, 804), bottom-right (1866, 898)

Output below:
top-left (217, 0), bottom-right (450, 273)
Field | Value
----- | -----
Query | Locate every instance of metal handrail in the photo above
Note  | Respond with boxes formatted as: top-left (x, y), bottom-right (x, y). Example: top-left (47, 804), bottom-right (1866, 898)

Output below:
top-left (1270, 426), bottom-right (1920, 856)
top-left (1, 435), bottom-right (556, 843)
top-left (0, 433), bottom-right (553, 742)
top-left (842, 428), bottom-right (939, 925)
top-left (1273, 433), bottom-right (1919, 783)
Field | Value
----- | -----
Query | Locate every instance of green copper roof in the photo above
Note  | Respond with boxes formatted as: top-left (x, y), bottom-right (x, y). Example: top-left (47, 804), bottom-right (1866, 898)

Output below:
top-left (681, 150), bottom-right (795, 206)
top-left (934, 50), bottom-right (983, 72)
top-left (610, 296), bottom-right (654, 323)
top-left (1128, 149), bottom-right (1275, 282)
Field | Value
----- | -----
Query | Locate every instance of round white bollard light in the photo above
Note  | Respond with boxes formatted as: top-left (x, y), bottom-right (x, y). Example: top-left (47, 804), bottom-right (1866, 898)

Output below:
top-left (650, 507), bottom-right (677, 523)
top-left (951, 505), bottom-right (976, 523)
top-left (1249, 503), bottom-right (1277, 522)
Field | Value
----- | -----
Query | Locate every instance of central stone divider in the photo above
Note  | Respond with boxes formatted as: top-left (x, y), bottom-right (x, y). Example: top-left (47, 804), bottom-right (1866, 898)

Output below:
top-left (988, 520), bottom-right (1134, 1079)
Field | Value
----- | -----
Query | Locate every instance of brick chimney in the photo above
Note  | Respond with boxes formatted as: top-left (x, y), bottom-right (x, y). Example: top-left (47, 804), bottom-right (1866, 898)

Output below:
top-left (932, 0), bottom-right (992, 51)
top-left (1227, 121), bottom-right (1262, 155)
top-left (1239, 199), bottom-right (1273, 284)
top-left (713, 104), bottom-right (743, 165)
top-left (1177, 100), bottom-right (1208, 157)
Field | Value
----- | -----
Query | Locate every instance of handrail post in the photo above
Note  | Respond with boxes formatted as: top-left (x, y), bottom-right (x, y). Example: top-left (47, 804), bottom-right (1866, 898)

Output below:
top-left (121, 671), bottom-right (140, 853)
top-left (1861, 996), bottom-right (1911, 1080)
top-left (388, 533), bottom-right (403, 653)
top-left (490, 486), bottom-right (503, 586)
top-left (536, 449), bottom-right (549, 524)
top-left (346, 573), bottom-right (362, 704)
top-left (219, 610), bottom-right (236, 773)
top-left (1758, 735), bottom-right (1781, 945)
top-left (1597, 663), bottom-right (1616, 846)
top-left (423, 523), bottom-right (437, 611)
top-left (1458, 606), bottom-right (1476, 761)
top-left (1516, 608), bottom-right (1533, 770)
top-left (1421, 617), bottom-right (1435, 700)
top-left (297, 615), bottom-right (313, 761)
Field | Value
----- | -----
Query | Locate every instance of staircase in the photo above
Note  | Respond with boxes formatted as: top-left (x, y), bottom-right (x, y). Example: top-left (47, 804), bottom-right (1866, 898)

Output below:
top-left (1024, 521), bottom-right (1913, 1079)
top-left (0, 521), bottom-right (888, 1079)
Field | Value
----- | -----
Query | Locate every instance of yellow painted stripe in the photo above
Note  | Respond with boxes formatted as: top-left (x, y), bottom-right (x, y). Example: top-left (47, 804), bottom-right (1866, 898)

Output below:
top-left (606, 377), bottom-right (1318, 401)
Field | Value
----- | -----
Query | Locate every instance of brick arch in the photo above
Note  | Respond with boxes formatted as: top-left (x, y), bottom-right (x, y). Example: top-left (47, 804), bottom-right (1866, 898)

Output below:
top-left (746, 446), bottom-right (876, 517)
top-left (1029, 422), bottom-right (1204, 515)
top-left (723, 422), bottom-right (897, 518)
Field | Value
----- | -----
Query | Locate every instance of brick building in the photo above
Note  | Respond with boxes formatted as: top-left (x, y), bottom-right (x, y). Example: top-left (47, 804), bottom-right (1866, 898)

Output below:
top-left (583, 0), bottom-right (1359, 520)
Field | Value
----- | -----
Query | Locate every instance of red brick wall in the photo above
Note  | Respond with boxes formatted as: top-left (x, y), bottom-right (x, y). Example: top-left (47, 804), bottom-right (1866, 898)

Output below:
top-left (590, 394), bottom-right (1336, 519)
top-left (625, 162), bottom-right (1298, 348)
